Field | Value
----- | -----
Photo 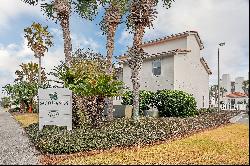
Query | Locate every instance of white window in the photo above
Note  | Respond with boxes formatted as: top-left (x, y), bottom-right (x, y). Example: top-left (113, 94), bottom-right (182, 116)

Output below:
top-left (152, 59), bottom-right (161, 76)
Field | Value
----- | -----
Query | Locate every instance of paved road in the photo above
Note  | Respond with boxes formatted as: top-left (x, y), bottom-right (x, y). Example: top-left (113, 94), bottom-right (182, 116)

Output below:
top-left (0, 109), bottom-right (40, 165)
top-left (229, 111), bottom-right (249, 126)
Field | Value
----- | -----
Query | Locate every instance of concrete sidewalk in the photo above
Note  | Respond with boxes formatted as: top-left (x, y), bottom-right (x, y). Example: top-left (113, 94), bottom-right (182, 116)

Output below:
top-left (0, 110), bottom-right (40, 165)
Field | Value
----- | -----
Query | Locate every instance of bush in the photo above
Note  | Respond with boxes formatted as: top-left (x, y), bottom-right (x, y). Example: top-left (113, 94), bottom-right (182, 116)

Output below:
top-left (197, 108), bottom-right (217, 115)
top-left (0, 97), bottom-right (11, 108)
top-left (25, 110), bottom-right (240, 154)
top-left (122, 90), bottom-right (197, 117)
top-left (154, 90), bottom-right (197, 117)
top-left (121, 90), bottom-right (154, 115)
top-left (52, 50), bottom-right (124, 127)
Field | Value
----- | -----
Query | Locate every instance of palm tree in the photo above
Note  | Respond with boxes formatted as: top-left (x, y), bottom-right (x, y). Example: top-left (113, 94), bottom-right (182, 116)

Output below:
top-left (52, 0), bottom-right (72, 67)
top-left (220, 87), bottom-right (227, 97)
top-left (242, 80), bottom-right (249, 96)
top-left (126, 0), bottom-right (174, 120)
top-left (22, 0), bottom-right (105, 67)
top-left (209, 85), bottom-right (227, 106)
top-left (24, 22), bottom-right (53, 86)
top-left (22, 0), bottom-right (72, 66)
top-left (100, 0), bottom-right (128, 120)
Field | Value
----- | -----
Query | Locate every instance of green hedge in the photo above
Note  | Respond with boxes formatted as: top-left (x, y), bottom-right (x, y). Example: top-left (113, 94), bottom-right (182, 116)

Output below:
top-left (25, 110), bottom-right (240, 154)
top-left (154, 90), bottom-right (197, 117)
top-left (122, 89), bottom-right (197, 117)
top-left (121, 90), bottom-right (154, 115)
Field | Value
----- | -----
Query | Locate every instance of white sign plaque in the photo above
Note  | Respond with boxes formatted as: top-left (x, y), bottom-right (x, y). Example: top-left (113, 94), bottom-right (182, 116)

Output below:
top-left (38, 88), bottom-right (72, 130)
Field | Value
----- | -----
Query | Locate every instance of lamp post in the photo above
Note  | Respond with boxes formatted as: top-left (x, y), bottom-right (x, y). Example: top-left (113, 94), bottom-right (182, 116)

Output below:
top-left (218, 42), bottom-right (225, 111)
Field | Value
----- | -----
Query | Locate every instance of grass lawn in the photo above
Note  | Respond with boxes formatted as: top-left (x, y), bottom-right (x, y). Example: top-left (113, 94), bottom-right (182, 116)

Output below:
top-left (13, 113), bottom-right (38, 127)
top-left (54, 124), bottom-right (249, 165)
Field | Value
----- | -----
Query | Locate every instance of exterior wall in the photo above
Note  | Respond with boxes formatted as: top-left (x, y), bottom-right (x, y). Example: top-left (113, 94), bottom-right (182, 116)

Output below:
top-left (221, 74), bottom-right (231, 95)
top-left (120, 33), bottom-right (210, 109)
top-left (173, 35), bottom-right (209, 108)
top-left (142, 37), bottom-right (187, 55)
top-left (235, 77), bottom-right (244, 93)
top-left (122, 55), bottom-right (174, 92)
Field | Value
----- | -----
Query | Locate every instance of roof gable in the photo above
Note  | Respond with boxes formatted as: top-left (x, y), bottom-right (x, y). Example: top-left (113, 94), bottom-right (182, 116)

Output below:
top-left (200, 57), bottom-right (212, 75)
top-left (142, 31), bottom-right (204, 50)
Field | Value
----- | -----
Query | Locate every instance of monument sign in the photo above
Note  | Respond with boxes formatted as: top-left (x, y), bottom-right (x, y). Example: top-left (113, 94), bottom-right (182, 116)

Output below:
top-left (38, 88), bottom-right (72, 130)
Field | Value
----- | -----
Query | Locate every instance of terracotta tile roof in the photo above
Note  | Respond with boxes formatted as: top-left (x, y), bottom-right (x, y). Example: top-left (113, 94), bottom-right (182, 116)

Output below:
top-left (118, 49), bottom-right (191, 63)
top-left (226, 92), bottom-right (248, 98)
top-left (200, 57), bottom-right (212, 75)
top-left (141, 31), bottom-right (204, 50)
top-left (118, 49), bottom-right (211, 76)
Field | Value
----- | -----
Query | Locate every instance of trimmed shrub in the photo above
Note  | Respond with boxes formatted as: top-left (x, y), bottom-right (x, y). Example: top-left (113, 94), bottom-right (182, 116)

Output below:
top-left (154, 90), bottom-right (197, 117)
top-left (122, 89), bottom-right (197, 117)
top-left (25, 110), bottom-right (240, 154)
top-left (121, 90), bottom-right (154, 115)
top-left (197, 107), bottom-right (217, 115)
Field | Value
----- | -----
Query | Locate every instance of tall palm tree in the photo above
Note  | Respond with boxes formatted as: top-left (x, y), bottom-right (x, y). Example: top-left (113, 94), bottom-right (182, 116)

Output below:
top-left (126, 0), bottom-right (174, 120)
top-left (24, 22), bottom-right (53, 86)
top-left (100, 0), bottom-right (128, 120)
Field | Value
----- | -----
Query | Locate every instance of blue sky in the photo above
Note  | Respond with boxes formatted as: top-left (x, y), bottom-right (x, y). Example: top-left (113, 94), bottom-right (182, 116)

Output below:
top-left (0, 0), bottom-right (249, 97)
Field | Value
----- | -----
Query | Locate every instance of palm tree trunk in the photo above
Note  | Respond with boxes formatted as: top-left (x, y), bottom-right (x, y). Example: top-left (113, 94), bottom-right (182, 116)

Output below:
top-left (131, 67), bottom-right (140, 120)
top-left (54, 0), bottom-right (72, 67)
top-left (106, 25), bottom-right (116, 120)
top-left (60, 16), bottom-right (72, 67)
top-left (131, 27), bottom-right (145, 120)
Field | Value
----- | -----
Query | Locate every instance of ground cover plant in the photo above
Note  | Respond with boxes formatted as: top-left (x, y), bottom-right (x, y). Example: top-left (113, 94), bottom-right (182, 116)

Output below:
top-left (43, 124), bottom-right (249, 165)
top-left (25, 110), bottom-right (241, 155)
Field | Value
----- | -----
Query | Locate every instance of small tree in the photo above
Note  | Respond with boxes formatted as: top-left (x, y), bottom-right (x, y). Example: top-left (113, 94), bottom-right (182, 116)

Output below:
top-left (3, 81), bottom-right (38, 112)
top-left (53, 49), bottom-right (124, 127)
top-left (15, 62), bottom-right (47, 84)
top-left (24, 22), bottom-right (53, 86)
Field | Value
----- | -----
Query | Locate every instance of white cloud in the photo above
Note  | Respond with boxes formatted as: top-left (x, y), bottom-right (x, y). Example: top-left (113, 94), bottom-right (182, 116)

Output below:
top-left (143, 0), bottom-right (249, 85)
top-left (118, 30), bottom-right (132, 46)
top-left (0, 37), bottom-right (64, 98)
top-left (0, 0), bottom-right (42, 31)
top-left (50, 28), bottom-right (63, 37)
top-left (71, 33), bottom-right (100, 51)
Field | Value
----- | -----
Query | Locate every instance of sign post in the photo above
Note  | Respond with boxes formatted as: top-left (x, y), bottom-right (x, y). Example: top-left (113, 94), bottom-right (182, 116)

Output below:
top-left (38, 88), bottom-right (72, 130)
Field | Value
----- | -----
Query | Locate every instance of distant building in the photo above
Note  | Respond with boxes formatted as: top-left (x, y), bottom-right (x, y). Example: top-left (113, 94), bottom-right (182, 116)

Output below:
top-left (220, 74), bottom-right (248, 110)
top-left (220, 74), bottom-right (247, 95)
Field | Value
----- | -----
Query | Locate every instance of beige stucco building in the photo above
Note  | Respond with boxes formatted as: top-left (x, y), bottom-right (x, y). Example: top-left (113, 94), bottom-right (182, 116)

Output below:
top-left (117, 31), bottom-right (212, 109)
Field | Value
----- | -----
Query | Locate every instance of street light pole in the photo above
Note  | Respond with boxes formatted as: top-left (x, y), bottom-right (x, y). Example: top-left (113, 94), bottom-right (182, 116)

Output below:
top-left (218, 47), bottom-right (220, 111)
top-left (218, 42), bottom-right (225, 111)
top-left (38, 56), bottom-right (41, 86)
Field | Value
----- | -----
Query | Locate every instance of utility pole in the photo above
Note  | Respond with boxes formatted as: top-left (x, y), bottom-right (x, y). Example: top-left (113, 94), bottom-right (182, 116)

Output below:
top-left (218, 42), bottom-right (225, 111)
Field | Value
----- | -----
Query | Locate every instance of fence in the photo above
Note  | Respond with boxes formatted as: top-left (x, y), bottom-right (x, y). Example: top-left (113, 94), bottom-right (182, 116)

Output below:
top-left (220, 103), bottom-right (247, 111)
top-left (113, 96), bottom-right (122, 105)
